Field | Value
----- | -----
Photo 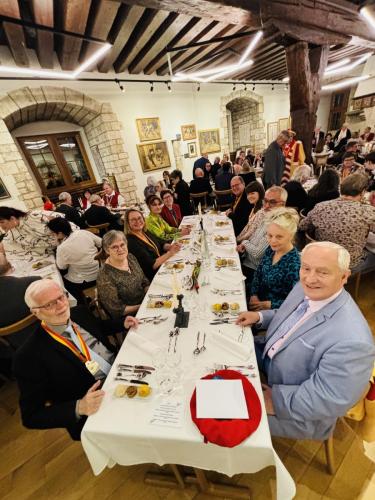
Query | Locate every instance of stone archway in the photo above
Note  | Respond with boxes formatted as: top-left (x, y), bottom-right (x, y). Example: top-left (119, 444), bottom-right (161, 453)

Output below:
top-left (0, 86), bottom-right (138, 208)
top-left (220, 89), bottom-right (266, 155)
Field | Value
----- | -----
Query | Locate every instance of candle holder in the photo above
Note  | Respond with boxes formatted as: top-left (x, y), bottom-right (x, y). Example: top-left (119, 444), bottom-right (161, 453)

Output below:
top-left (173, 294), bottom-right (190, 328)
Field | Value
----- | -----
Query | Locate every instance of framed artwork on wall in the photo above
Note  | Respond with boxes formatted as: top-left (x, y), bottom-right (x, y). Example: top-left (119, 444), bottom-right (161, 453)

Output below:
top-left (267, 122), bottom-right (278, 144)
top-left (136, 117), bottom-right (162, 142)
top-left (198, 128), bottom-right (221, 154)
top-left (0, 177), bottom-right (10, 200)
top-left (187, 142), bottom-right (197, 158)
top-left (181, 124), bottom-right (196, 141)
top-left (362, 96), bottom-right (372, 108)
top-left (137, 141), bottom-right (171, 172)
top-left (278, 117), bottom-right (290, 132)
top-left (352, 98), bottom-right (362, 110)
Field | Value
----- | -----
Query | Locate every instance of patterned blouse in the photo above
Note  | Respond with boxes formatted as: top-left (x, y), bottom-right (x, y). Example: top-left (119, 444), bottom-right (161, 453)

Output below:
top-left (250, 246), bottom-right (301, 308)
top-left (145, 212), bottom-right (180, 242)
top-left (299, 198), bottom-right (375, 269)
top-left (96, 253), bottom-right (149, 319)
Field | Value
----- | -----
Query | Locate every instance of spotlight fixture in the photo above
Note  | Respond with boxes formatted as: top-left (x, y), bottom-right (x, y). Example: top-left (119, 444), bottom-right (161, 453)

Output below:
top-left (197, 83), bottom-right (201, 92)
top-left (252, 83), bottom-right (255, 91)
top-left (115, 78), bottom-right (124, 93)
top-left (233, 83), bottom-right (236, 91)
top-left (284, 84), bottom-right (288, 91)
top-left (244, 83), bottom-right (247, 91)
top-left (150, 81), bottom-right (154, 92)
top-left (272, 83), bottom-right (274, 91)
top-left (166, 81), bottom-right (172, 92)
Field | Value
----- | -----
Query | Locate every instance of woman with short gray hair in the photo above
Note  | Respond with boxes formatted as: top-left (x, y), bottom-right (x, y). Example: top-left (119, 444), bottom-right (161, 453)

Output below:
top-left (97, 230), bottom-right (149, 319)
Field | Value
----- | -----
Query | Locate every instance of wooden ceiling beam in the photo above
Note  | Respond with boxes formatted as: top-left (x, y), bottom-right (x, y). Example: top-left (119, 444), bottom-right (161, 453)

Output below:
top-left (126, 13), bottom-right (194, 74)
top-left (31, 0), bottom-right (54, 69)
top-left (114, 10), bottom-right (173, 73)
top-left (156, 20), bottom-right (221, 75)
top-left (0, 1), bottom-right (29, 67)
top-left (98, 5), bottom-right (145, 73)
top-left (58, 0), bottom-right (92, 71)
top-left (119, 0), bottom-right (260, 26)
top-left (83, 0), bottom-right (120, 59)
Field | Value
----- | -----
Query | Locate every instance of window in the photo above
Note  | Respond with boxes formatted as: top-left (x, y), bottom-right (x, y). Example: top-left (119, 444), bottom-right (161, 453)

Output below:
top-left (328, 90), bottom-right (350, 131)
top-left (18, 132), bottom-right (96, 194)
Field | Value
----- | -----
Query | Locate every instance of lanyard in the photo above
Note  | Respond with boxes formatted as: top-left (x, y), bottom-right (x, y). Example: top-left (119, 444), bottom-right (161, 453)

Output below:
top-left (42, 321), bottom-right (91, 363)
top-left (232, 193), bottom-right (242, 212)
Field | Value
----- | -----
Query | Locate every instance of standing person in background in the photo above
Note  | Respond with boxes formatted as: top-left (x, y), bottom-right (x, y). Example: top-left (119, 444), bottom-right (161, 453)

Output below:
top-left (160, 189), bottom-right (182, 228)
top-left (212, 156), bottom-right (221, 178)
top-left (246, 148), bottom-right (255, 165)
top-left (193, 153), bottom-right (210, 178)
top-left (263, 131), bottom-right (290, 189)
top-left (102, 181), bottom-right (125, 209)
top-left (170, 170), bottom-right (193, 216)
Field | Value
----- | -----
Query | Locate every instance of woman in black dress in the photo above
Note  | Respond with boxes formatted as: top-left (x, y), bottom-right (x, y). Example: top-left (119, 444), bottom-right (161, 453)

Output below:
top-left (170, 169), bottom-right (193, 216)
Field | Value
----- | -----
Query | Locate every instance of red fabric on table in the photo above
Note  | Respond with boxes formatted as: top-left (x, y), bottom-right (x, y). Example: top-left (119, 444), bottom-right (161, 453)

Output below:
top-left (190, 369), bottom-right (262, 448)
top-left (366, 382), bottom-right (375, 401)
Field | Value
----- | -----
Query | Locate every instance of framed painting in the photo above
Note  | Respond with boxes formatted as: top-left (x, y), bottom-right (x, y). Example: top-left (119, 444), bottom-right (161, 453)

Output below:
top-left (187, 142), bottom-right (197, 158)
top-left (181, 124), bottom-right (196, 141)
top-left (198, 128), bottom-right (221, 155)
top-left (352, 98), bottom-right (362, 110)
top-left (278, 117), bottom-right (290, 132)
top-left (267, 122), bottom-right (278, 144)
top-left (362, 96), bottom-right (372, 108)
top-left (0, 177), bottom-right (10, 200)
top-left (137, 141), bottom-right (171, 172)
top-left (136, 117), bottom-right (162, 142)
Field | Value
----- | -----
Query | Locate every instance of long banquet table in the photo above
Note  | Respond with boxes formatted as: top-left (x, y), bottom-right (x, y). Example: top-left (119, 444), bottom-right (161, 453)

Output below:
top-left (81, 214), bottom-right (296, 499)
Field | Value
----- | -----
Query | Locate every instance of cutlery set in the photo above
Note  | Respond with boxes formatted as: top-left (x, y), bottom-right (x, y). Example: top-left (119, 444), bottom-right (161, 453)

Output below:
top-left (115, 363), bottom-right (155, 385)
top-left (168, 327), bottom-right (180, 353)
top-left (137, 314), bottom-right (168, 325)
top-left (193, 332), bottom-right (207, 356)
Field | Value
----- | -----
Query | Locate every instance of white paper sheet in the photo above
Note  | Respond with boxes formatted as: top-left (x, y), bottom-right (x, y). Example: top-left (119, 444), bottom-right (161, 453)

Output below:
top-left (196, 379), bottom-right (249, 419)
top-left (149, 399), bottom-right (184, 428)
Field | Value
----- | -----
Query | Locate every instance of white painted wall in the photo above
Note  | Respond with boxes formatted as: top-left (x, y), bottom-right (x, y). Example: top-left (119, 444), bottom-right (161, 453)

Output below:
top-left (0, 78), bottom-right (332, 203)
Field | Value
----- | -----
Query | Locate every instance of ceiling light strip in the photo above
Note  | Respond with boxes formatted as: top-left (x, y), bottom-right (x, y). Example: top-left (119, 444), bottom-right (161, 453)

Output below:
top-left (322, 74), bottom-right (370, 91)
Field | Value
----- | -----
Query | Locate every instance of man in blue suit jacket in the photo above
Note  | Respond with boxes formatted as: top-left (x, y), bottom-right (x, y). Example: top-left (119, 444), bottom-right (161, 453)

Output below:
top-left (237, 241), bottom-right (375, 440)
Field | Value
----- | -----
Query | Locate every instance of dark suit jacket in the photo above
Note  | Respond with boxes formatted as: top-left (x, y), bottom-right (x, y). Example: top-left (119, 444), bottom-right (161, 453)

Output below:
top-left (333, 128), bottom-right (351, 152)
top-left (214, 172), bottom-right (234, 206)
top-left (263, 140), bottom-right (285, 188)
top-left (84, 204), bottom-right (123, 231)
top-left (189, 177), bottom-right (212, 207)
top-left (174, 180), bottom-right (193, 216)
top-left (193, 157), bottom-right (210, 178)
top-left (228, 190), bottom-right (253, 236)
top-left (240, 172), bottom-right (256, 186)
top-left (56, 204), bottom-right (86, 228)
top-left (14, 307), bottom-right (115, 440)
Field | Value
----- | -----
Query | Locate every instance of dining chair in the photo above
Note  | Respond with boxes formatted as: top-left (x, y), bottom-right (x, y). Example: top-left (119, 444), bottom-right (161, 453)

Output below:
top-left (190, 192), bottom-right (209, 213)
top-left (214, 188), bottom-right (233, 211)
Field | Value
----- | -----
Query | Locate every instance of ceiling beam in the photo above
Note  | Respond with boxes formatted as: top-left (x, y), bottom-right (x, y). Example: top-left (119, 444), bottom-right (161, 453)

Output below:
top-left (114, 10), bottom-right (172, 73)
top-left (58, 0), bottom-right (92, 71)
top-left (0, 1), bottom-right (29, 67)
top-left (31, 0), bottom-right (54, 69)
top-left (83, 0), bottom-right (120, 59)
top-left (98, 5), bottom-right (145, 73)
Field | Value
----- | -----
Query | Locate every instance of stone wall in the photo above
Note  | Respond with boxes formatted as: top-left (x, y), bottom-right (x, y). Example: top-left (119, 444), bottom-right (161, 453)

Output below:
top-left (0, 86), bottom-right (138, 208)
top-left (220, 89), bottom-right (266, 155)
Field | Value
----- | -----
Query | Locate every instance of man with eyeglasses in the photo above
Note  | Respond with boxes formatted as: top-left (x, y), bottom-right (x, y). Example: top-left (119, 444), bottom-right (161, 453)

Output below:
top-left (14, 279), bottom-right (137, 440)
top-left (237, 186), bottom-right (287, 283)
top-left (226, 176), bottom-right (253, 236)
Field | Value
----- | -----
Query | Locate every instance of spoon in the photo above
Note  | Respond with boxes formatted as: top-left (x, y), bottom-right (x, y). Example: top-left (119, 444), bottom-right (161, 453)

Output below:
top-left (200, 333), bottom-right (206, 354)
top-left (193, 331), bottom-right (201, 356)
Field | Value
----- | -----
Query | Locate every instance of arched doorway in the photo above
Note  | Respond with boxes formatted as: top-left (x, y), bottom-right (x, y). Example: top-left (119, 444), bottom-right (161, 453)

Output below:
top-left (0, 86), bottom-right (138, 208)
top-left (220, 90), bottom-right (266, 159)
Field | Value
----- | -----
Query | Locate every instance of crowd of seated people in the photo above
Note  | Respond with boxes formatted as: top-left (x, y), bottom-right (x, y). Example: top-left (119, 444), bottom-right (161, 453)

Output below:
top-left (1, 144), bottom-right (375, 448)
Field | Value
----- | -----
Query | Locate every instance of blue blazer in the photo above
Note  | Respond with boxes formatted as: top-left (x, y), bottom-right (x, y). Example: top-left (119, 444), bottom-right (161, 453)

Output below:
top-left (257, 282), bottom-right (375, 440)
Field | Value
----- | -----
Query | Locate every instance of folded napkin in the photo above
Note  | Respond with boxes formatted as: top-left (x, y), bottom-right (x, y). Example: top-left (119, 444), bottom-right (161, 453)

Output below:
top-left (125, 331), bottom-right (159, 355)
top-left (152, 273), bottom-right (174, 289)
top-left (212, 269), bottom-right (245, 287)
top-left (210, 330), bottom-right (251, 361)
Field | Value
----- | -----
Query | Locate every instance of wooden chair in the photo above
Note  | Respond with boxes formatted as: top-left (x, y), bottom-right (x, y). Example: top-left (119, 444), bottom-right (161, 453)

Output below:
top-left (0, 314), bottom-right (37, 341)
top-left (314, 153), bottom-right (330, 177)
top-left (190, 192), bottom-right (208, 213)
top-left (86, 222), bottom-right (110, 234)
top-left (214, 188), bottom-right (233, 211)
top-left (324, 435), bottom-right (335, 475)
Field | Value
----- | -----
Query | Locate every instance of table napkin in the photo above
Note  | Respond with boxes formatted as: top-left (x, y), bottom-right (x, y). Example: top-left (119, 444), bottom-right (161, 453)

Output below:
top-left (126, 331), bottom-right (159, 355)
top-left (210, 330), bottom-right (251, 361)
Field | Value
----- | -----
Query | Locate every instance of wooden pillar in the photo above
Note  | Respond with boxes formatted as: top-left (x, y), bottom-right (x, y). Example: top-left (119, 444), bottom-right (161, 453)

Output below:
top-left (285, 42), bottom-right (329, 164)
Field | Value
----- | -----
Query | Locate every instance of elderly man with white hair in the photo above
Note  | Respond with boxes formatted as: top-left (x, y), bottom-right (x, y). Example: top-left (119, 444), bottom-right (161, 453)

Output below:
top-left (14, 279), bottom-right (137, 440)
top-left (237, 241), bottom-right (375, 440)
top-left (56, 191), bottom-right (85, 228)
top-left (189, 167), bottom-right (212, 208)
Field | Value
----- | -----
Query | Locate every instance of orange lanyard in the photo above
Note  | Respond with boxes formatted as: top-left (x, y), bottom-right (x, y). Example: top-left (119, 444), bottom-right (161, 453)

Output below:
top-left (233, 193), bottom-right (242, 212)
top-left (129, 231), bottom-right (160, 257)
top-left (42, 321), bottom-right (91, 363)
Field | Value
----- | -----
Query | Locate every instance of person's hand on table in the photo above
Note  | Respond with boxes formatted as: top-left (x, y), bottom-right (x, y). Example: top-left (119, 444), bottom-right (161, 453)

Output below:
top-left (262, 384), bottom-right (275, 415)
top-left (180, 226), bottom-right (190, 236)
top-left (225, 208), bottom-right (232, 216)
top-left (169, 242), bottom-right (182, 255)
top-left (78, 381), bottom-right (105, 416)
top-left (124, 316), bottom-right (139, 330)
top-left (249, 296), bottom-right (271, 311)
top-left (236, 243), bottom-right (245, 253)
top-left (236, 311), bottom-right (260, 326)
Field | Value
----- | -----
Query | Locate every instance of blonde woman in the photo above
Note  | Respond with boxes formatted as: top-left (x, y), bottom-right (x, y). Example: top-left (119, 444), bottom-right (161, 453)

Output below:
top-left (249, 207), bottom-right (300, 311)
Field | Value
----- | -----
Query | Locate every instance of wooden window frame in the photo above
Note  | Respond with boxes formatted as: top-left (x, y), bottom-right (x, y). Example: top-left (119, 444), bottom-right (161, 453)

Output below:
top-left (17, 131), bottom-right (97, 195)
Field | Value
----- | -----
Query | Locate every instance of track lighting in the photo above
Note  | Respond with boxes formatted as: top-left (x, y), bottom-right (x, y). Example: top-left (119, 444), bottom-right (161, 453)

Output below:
top-left (150, 81), bottom-right (154, 92)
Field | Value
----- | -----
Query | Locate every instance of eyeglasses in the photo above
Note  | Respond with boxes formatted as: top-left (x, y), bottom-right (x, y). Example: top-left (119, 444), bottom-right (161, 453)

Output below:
top-left (231, 183), bottom-right (242, 188)
top-left (263, 198), bottom-right (281, 206)
top-left (151, 202), bottom-right (162, 206)
top-left (33, 291), bottom-right (69, 310)
top-left (109, 242), bottom-right (127, 251)
top-left (129, 217), bottom-right (143, 223)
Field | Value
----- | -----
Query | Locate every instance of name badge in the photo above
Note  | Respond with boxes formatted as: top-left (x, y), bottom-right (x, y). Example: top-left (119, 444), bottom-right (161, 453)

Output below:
top-left (85, 360), bottom-right (100, 375)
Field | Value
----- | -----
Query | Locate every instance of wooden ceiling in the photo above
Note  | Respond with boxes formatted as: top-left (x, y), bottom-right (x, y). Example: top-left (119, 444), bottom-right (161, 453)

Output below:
top-left (0, 0), bottom-right (372, 81)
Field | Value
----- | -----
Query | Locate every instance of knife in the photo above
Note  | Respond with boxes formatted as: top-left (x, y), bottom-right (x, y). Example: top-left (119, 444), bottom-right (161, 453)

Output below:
top-left (117, 363), bottom-right (155, 371)
top-left (118, 368), bottom-right (152, 375)
top-left (114, 377), bottom-right (149, 385)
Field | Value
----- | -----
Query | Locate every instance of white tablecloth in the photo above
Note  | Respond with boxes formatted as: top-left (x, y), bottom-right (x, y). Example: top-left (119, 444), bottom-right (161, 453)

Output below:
top-left (82, 214), bottom-right (296, 499)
